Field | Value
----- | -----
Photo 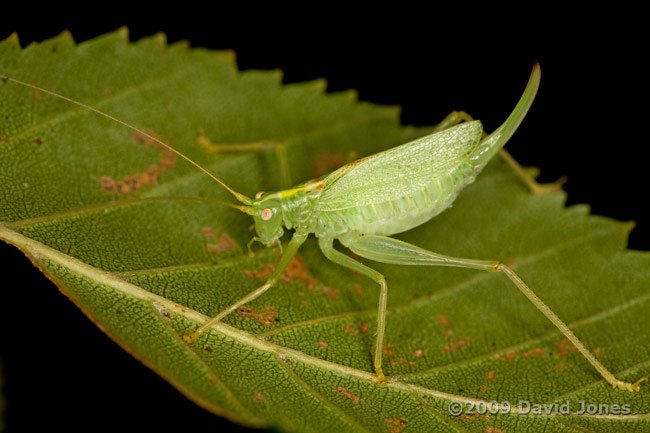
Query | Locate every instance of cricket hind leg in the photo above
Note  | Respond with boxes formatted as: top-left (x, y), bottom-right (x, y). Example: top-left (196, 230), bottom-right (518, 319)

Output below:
top-left (196, 128), bottom-right (292, 189)
top-left (433, 111), bottom-right (566, 195)
top-left (318, 237), bottom-right (389, 385)
top-left (346, 234), bottom-right (648, 392)
top-left (183, 232), bottom-right (307, 343)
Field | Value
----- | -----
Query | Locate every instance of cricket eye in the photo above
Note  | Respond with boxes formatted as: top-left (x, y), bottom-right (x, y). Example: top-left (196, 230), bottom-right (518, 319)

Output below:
top-left (261, 208), bottom-right (273, 220)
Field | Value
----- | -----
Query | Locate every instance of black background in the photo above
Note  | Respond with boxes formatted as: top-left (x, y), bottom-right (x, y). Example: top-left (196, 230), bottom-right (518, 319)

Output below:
top-left (1, 17), bottom-right (648, 433)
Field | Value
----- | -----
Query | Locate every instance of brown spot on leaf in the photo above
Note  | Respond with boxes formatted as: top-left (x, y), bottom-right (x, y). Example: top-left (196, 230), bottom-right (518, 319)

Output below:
top-left (208, 377), bottom-right (219, 385)
top-left (505, 349), bottom-right (517, 362)
top-left (336, 386), bottom-right (360, 405)
top-left (483, 427), bottom-right (503, 433)
top-left (520, 347), bottom-right (546, 358)
top-left (238, 305), bottom-right (277, 327)
top-left (556, 363), bottom-right (567, 371)
top-left (318, 341), bottom-right (329, 349)
top-left (1, 134), bottom-right (8, 143)
top-left (385, 417), bottom-right (408, 433)
top-left (322, 286), bottom-right (339, 299)
top-left (437, 314), bottom-right (451, 327)
top-left (243, 264), bottom-right (275, 280)
top-left (245, 254), bottom-right (320, 291)
top-left (200, 227), bottom-right (217, 238)
top-left (479, 385), bottom-right (490, 392)
top-left (485, 371), bottom-right (495, 381)
top-left (443, 329), bottom-right (454, 338)
top-left (282, 254), bottom-right (319, 290)
top-left (30, 80), bottom-right (41, 101)
top-left (311, 152), bottom-right (346, 177)
top-left (443, 336), bottom-right (472, 353)
top-left (205, 347), bottom-right (213, 353)
top-left (383, 344), bottom-right (396, 358)
top-left (344, 322), bottom-right (358, 336)
top-left (99, 129), bottom-right (176, 195)
top-left (592, 347), bottom-right (603, 357)
top-left (459, 414), bottom-right (492, 422)
top-left (252, 392), bottom-right (265, 401)
top-left (359, 322), bottom-right (370, 333)
top-left (412, 348), bottom-right (425, 358)
top-left (205, 233), bottom-right (236, 254)
top-left (352, 283), bottom-right (364, 296)
top-left (102, 87), bottom-right (112, 95)
top-left (34, 138), bottom-right (42, 145)
top-left (557, 339), bottom-right (578, 358)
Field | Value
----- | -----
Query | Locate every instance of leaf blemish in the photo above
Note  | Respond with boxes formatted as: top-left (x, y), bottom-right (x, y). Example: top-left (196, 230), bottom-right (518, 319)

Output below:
top-left (383, 344), bottom-right (396, 358)
top-left (412, 348), bottom-right (425, 358)
top-left (385, 417), bottom-right (408, 433)
top-left (318, 341), bottom-right (329, 349)
top-left (459, 413), bottom-right (492, 422)
top-left (252, 392), bottom-right (265, 402)
top-left (238, 305), bottom-right (277, 327)
top-left (30, 80), bottom-right (41, 101)
top-left (485, 370), bottom-right (495, 381)
top-left (344, 322), bottom-right (359, 336)
top-left (322, 286), bottom-right (339, 299)
top-left (483, 427), bottom-right (504, 433)
top-left (443, 336), bottom-right (472, 353)
top-left (244, 254), bottom-right (319, 291)
top-left (359, 322), bottom-right (370, 333)
top-left (557, 339), bottom-right (578, 358)
top-left (336, 386), bottom-right (360, 405)
top-left (200, 227), bottom-right (217, 238)
top-left (311, 152), bottom-right (347, 178)
top-left (437, 314), bottom-right (451, 328)
top-left (99, 129), bottom-right (176, 195)
top-left (205, 233), bottom-right (237, 254)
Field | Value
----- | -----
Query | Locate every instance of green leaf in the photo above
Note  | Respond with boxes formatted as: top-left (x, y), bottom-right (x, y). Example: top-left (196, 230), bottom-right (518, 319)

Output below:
top-left (1, 30), bottom-right (649, 433)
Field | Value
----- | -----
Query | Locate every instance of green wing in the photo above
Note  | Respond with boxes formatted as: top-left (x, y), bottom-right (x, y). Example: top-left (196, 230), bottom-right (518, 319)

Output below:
top-left (318, 121), bottom-right (484, 211)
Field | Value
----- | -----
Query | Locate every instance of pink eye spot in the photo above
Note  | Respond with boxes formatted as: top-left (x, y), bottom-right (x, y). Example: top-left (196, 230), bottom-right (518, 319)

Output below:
top-left (261, 208), bottom-right (273, 220)
top-left (255, 191), bottom-right (264, 199)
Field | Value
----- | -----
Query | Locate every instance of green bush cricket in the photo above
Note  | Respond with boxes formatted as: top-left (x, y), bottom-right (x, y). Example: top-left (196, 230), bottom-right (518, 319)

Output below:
top-left (2, 62), bottom-right (646, 393)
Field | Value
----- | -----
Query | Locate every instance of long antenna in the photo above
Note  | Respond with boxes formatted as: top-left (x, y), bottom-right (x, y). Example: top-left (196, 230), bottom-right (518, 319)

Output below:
top-left (1, 75), bottom-right (253, 207)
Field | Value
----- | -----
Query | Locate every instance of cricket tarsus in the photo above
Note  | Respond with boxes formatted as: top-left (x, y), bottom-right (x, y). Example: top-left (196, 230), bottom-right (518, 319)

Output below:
top-left (6, 64), bottom-right (644, 392)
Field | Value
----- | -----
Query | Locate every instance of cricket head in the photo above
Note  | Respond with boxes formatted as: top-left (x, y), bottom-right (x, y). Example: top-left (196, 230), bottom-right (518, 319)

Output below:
top-left (247, 193), bottom-right (285, 246)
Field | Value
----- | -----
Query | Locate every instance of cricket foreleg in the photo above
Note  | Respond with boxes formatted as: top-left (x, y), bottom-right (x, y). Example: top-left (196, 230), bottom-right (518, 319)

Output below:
top-left (318, 237), bottom-right (389, 385)
top-left (197, 129), bottom-right (292, 189)
top-left (347, 235), bottom-right (648, 392)
top-left (183, 232), bottom-right (307, 343)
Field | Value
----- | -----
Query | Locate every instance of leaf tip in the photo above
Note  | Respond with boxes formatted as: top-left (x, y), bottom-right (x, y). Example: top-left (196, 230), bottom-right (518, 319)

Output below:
top-left (152, 32), bottom-right (168, 47)
top-left (115, 26), bottom-right (130, 40)
top-left (2, 32), bottom-right (20, 47)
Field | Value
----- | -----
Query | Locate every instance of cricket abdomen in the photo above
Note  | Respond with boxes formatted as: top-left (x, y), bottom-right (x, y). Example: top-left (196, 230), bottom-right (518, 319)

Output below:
top-left (315, 161), bottom-right (475, 241)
